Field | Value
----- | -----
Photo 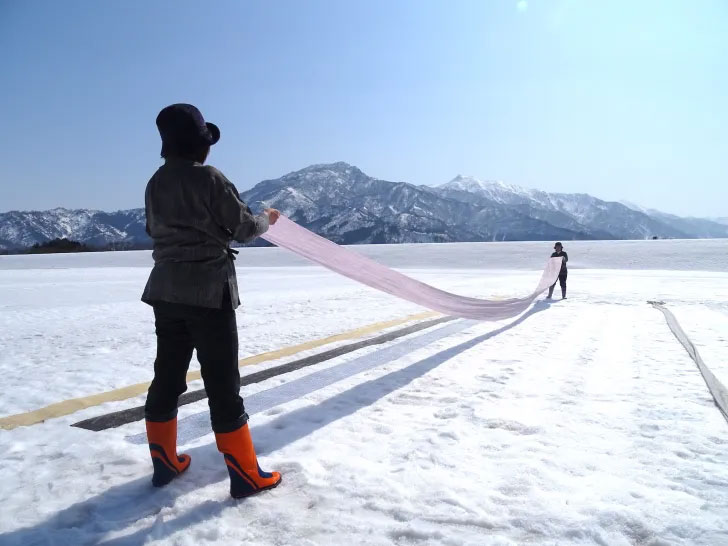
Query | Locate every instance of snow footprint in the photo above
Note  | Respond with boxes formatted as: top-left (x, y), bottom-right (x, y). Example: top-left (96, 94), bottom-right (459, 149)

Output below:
top-left (433, 407), bottom-right (459, 420)
top-left (482, 418), bottom-right (541, 436)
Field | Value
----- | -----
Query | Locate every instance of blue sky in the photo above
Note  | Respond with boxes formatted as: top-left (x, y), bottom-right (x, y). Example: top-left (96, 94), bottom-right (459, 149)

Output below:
top-left (1, 0), bottom-right (726, 217)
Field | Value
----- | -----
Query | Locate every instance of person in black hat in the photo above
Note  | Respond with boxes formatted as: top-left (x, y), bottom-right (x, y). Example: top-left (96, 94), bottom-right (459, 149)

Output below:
top-left (141, 103), bottom-right (282, 498)
top-left (547, 242), bottom-right (568, 299)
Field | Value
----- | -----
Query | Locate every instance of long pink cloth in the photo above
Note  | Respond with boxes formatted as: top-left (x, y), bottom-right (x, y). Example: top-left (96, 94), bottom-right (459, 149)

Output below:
top-left (261, 216), bottom-right (563, 321)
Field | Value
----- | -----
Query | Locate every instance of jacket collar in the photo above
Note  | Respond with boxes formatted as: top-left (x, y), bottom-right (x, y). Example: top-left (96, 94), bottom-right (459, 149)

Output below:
top-left (164, 157), bottom-right (202, 166)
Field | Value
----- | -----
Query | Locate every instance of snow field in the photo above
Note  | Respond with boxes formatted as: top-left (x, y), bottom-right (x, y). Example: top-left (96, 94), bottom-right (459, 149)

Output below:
top-left (1, 246), bottom-right (727, 545)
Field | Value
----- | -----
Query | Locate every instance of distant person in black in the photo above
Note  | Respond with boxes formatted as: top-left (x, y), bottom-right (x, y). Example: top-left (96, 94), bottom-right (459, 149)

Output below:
top-left (547, 242), bottom-right (568, 299)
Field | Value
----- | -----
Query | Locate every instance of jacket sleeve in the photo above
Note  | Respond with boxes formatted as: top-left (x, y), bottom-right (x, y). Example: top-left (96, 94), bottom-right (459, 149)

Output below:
top-left (208, 168), bottom-right (269, 243)
top-left (144, 181), bottom-right (152, 237)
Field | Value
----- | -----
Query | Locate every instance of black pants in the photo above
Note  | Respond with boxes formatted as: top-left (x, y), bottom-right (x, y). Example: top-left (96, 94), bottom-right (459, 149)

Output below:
top-left (145, 289), bottom-right (247, 433)
top-left (548, 272), bottom-right (567, 298)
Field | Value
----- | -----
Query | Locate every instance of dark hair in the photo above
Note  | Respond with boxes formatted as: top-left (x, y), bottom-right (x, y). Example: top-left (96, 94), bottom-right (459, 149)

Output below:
top-left (161, 141), bottom-right (210, 164)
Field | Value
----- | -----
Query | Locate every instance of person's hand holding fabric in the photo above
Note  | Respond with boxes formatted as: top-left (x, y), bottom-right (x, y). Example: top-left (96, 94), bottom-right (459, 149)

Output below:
top-left (265, 208), bottom-right (281, 225)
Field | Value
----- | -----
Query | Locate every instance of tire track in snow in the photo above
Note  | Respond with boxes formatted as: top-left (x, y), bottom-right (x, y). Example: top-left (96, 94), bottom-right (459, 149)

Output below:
top-left (549, 305), bottom-right (654, 545)
top-left (250, 300), bottom-right (575, 540)
top-left (622, 310), bottom-right (728, 545)
top-left (519, 304), bottom-right (728, 545)
top-left (477, 303), bottom-right (630, 543)
top-left (358, 302), bottom-right (609, 541)
top-left (366, 301), bottom-right (622, 542)
top-left (473, 301), bottom-right (606, 435)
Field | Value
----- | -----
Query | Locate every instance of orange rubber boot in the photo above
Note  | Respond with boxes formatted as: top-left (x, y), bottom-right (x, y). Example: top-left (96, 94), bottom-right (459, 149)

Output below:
top-left (215, 424), bottom-right (281, 498)
top-left (146, 418), bottom-right (191, 487)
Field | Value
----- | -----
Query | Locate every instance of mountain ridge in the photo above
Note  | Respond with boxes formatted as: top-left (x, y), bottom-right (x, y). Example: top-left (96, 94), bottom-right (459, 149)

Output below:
top-left (1, 162), bottom-right (725, 251)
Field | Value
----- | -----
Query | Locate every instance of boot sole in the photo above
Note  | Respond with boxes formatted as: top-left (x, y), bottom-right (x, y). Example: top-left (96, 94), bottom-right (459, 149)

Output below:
top-left (231, 476), bottom-right (282, 499)
top-left (151, 452), bottom-right (190, 487)
top-left (152, 460), bottom-right (190, 487)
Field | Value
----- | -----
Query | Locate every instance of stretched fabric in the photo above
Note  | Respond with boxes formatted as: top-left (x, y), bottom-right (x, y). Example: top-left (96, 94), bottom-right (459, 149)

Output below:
top-left (261, 216), bottom-right (563, 321)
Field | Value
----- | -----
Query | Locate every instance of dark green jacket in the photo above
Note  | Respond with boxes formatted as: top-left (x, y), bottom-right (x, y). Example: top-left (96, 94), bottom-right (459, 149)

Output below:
top-left (551, 250), bottom-right (568, 275)
top-left (141, 158), bottom-right (268, 309)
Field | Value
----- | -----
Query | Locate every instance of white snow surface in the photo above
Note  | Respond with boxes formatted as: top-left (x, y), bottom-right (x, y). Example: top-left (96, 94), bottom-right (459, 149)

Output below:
top-left (1, 241), bottom-right (727, 545)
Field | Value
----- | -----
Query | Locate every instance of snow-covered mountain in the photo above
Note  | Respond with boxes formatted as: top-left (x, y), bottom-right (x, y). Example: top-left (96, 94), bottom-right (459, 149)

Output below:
top-left (438, 176), bottom-right (728, 240)
top-left (0, 208), bottom-right (149, 251)
top-left (240, 163), bottom-right (585, 245)
top-left (1, 163), bottom-right (725, 251)
top-left (641, 211), bottom-right (728, 239)
top-left (617, 202), bottom-right (728, 239)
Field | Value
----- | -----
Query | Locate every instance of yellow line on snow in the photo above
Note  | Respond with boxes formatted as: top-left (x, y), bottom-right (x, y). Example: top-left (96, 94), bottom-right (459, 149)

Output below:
top-left (0, 311), bottom-right (437, 430)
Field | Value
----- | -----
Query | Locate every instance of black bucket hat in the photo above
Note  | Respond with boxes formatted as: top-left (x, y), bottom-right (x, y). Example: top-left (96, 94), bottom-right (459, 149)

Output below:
top-left (156, 104), bottom-right (220, 156)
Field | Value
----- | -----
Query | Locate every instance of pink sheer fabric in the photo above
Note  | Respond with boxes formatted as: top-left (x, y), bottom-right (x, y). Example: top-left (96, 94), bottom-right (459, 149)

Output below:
top-left (261, 216), bottom-right (563, 321)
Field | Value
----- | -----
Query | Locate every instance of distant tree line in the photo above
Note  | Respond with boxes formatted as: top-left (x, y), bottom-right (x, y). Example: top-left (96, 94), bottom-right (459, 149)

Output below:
top-left (0, 238), bottom-right (154, 255)
top-left (26, 238), bottom-right (95, 254)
